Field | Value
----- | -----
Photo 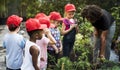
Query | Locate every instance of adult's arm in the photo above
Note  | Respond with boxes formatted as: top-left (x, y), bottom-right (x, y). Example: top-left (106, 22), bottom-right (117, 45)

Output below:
top-left (99, 30), bottom-right (108, 57)
top-left (93, 28), bottom-right (99, 37)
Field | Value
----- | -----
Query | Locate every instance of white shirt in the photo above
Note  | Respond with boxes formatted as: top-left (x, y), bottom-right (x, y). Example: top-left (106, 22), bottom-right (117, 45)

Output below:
top-left (21, 40), bottom-right (41, 70)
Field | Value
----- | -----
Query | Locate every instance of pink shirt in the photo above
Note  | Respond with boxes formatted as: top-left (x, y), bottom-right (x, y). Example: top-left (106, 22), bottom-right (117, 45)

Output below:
top-left (63, 18), bottom-right (75, 30)
top-left (36, 35), bottom-right (50, 68)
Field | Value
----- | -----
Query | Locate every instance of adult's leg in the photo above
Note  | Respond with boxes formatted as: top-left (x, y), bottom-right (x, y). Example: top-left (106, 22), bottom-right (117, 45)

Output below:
top-left (93, 37), bottom-right (101, 63)
top-left (105, 22), bottom-right (116, 60)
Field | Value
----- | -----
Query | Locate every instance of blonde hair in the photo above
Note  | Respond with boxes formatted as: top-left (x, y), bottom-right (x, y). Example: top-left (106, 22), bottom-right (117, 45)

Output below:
top-left (64, 11), bottom-right (67, 18)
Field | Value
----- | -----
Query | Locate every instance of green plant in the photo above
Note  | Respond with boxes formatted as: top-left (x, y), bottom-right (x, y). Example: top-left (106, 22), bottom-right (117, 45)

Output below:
top-left (73, 60), bottom-right (91, 70)
top-left (0, 0), bottom-right (7, 18)
top-left (111, 6), bottom-right (120, 51)
top-left (111, 6), bottom-right (120, 20)
top-left (74, 21), bottom-right (93, 58)
top-left (55, 57), bottom-right (73, 70)
top-left (97, 61), bottom-right (120, 70)
top-left (72, 21), bottom-right (93, 70)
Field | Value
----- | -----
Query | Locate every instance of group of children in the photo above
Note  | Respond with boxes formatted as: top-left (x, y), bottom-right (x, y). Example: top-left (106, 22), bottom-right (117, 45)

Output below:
top-left (3, 3), bottom-right (78, 70)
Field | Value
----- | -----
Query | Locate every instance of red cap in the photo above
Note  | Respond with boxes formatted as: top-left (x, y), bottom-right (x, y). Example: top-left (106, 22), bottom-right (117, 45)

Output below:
top-left (35, 13), bottom-right (47, 19)
top-left (38, 17), bottom-right (50, 28)
top-left (7, 15), bottom-right (23, 27)
top-left (49, 11), bottom-right (63, 21)
top-left (65, 4), bottom-right (76, 12)
top-left (26, 18), bottom-right (47, 32)
top-left (38, 17), bottom-right (55, 28)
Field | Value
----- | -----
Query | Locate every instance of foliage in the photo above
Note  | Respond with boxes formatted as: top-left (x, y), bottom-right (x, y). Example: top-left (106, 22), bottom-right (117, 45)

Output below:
top-left (19, 0), bottom-right (85, 19)
top-left (111, 6), bottom-right (120, 20)
top-left (19, 0), bottom-right (42, 18)
top-left (73, 21), bottom-right (93, 70)
top-left (19, 0), bottom-right (118, 18)
top-left (83, 0), bottom-right (118, 12)
top-left (111, 6), bottom-right (120, 51)
top-left (111, 6), bottom-right (120, 38)
top-left (0, 0), bottom-right (119, 18)
top-left (0, 0), bottom-right (7, 17)
top-left (55, 56), bottom-right (92, 70)
top-left (55, 57), bottom-right (73, 70)
top-left (0, 0), bottom-right (120, 69)
top-left (97, 61), bottom-right (120, 70)
top-left (73, 60), bottom-right (91, 70)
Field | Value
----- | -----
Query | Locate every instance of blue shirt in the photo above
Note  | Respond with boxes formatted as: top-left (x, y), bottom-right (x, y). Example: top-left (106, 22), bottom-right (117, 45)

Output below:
top-left (3, 33), bottom-right (26, 69)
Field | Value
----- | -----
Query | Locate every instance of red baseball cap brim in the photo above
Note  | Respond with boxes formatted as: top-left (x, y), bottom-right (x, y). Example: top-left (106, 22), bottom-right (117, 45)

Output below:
top-left (49, 24), bottom-right (55, 28)
top-left (56, 18), bottom-right (63, 21)
top-left (38, 17), bottom-right (51, 28)
top-left (20, 17), bottom-right (23, 22)
top-left (66, 9), bottom-right (76, 12)
top-left (39, 24), bottom-right (47, 29)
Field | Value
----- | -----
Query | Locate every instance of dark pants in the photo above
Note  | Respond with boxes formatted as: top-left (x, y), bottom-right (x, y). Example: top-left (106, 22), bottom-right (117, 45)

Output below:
top-left (63, 41), bottom-right (74, 57)
top-left (6, 67), bottom-right (21, 70)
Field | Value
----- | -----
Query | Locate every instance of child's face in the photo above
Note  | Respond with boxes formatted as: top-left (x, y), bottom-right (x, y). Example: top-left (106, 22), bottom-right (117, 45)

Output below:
top-left (53, 20), bottom-right (61, 27)
top-left (66, 11), bottom-right (75, 19)
top-left (36, 30), bottom-right (44, 40)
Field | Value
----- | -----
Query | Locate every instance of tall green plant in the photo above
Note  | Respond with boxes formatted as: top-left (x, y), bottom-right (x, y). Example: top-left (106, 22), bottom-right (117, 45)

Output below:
top-left (0, 0), bottom-right (7, 17)
top-left (111, 6), bottom-right (120, 39)
top-left (111, 6), bottom-right (120, 21)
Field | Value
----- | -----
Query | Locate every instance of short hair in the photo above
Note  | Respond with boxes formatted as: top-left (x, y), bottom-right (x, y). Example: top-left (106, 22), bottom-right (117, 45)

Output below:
top-left (8, 24), bottom-right (20, 31)
top-left (81, 5), bottom-right (102, 21)
top-left (27, 29), bottom-right (43, 38)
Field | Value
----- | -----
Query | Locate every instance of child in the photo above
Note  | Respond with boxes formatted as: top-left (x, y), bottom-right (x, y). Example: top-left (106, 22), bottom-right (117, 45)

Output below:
top-left (3, 15), bottom-right (26, 70)
top-left (61, 4), bottom-right (79, 57)
top-left (35, 13), bottom-right (57, 70)
top-left (47, 11), bottom-right (63, 66)
top-left (21, 18), bottom-right (47, 70)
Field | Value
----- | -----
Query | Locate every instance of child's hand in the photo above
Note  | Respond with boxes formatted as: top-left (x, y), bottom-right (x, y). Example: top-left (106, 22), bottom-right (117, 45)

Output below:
top-left (55, 48), bottom-right (59, 54)
top-left (74, 24), bottom-right (78, 27)
top-left (40, 57), bottom-right (45, 61)
top-left (52, 45), bottom-right (59, 54)
top-left (70, 24), bottom-right (77, 29)
top-left (94, 31), bottom-right (98, 37)
top-left (43, 28), bottom-right (51, 35)
top-left (59, 47), bottom-right (62, 52)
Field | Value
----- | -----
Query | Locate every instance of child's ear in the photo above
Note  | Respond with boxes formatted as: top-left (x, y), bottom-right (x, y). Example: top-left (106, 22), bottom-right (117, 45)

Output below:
top-left (35, 33), bottom-right (39, 39)
top-left (16, 27), bottom-right (20, 32)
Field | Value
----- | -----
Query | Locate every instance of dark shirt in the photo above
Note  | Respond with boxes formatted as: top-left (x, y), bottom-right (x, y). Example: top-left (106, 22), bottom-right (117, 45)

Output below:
top-left (92, 9), bottom-right (115, 31)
